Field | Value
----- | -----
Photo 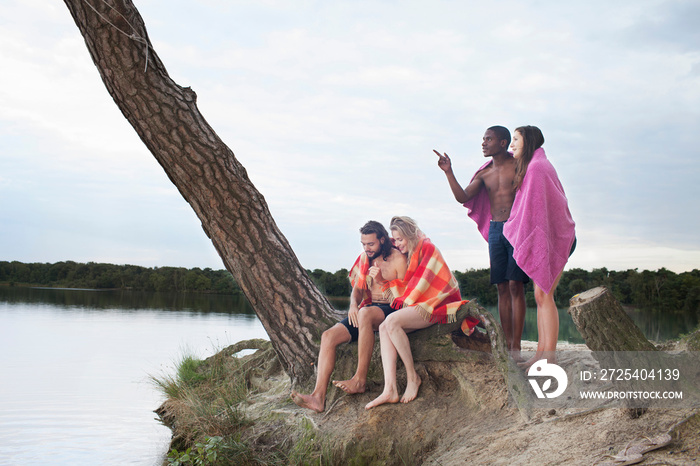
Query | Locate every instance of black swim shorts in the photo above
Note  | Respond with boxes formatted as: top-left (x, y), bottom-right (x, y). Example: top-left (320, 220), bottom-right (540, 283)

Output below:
top-left (339, 302), bottom-right (395, 342)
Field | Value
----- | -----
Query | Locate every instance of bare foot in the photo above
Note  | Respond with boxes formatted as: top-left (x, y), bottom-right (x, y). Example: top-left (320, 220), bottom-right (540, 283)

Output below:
top-left (518, 358), bottom-right (537, 370)
top-left (400, 373), bottom-right (421, 403)
top-left (290, 390), bottom-right (325, 413)
top-left (332, 377), bottom-right (367, 394)
top-left (518, 352), bottom-right (556, 371)
top-left (510, 350), bottom-right (525, 363)
top-left (365, 390), bottom-right (399, 410)
top-left (518, 352), bottom-right (543, 369)
top-left (540, 352), bottom-right (557, 365)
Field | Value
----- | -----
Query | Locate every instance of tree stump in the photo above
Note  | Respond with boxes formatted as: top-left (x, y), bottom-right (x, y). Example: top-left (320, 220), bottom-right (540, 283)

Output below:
top-left (568, 286), bottom-right (656, 351)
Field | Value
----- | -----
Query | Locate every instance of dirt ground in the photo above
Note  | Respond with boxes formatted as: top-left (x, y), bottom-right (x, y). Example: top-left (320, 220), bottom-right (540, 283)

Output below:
top-left (250, 341), bottom-right (700, 465)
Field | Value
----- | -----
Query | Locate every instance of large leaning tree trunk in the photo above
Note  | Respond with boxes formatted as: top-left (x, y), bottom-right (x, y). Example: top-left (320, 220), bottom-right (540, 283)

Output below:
top-left (62, 0), bottom-right (339, 384)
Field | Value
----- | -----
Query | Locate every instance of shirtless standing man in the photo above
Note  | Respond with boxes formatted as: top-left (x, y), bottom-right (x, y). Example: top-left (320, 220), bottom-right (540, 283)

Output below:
top-left (291, 220), bottom-right (407, 412)
top-left (435, 126), bottom-right (529, 355)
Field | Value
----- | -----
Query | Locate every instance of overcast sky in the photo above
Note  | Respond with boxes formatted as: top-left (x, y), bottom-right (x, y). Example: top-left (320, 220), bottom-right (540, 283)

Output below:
top-left (1, 0), bottom-right (699, 275)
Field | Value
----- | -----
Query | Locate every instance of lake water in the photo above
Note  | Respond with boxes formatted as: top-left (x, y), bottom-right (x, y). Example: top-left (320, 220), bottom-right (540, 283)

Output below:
top-left (481, 303), bottom-right (698, 345)
top-left (0, 287), bottom-right (268, 465)
top-left (1, 287), bottom-right (695, 465)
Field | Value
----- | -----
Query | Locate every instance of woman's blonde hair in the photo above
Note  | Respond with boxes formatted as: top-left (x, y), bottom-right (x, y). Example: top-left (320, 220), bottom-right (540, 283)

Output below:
top-left (390, 216), bottom-right (424, 260)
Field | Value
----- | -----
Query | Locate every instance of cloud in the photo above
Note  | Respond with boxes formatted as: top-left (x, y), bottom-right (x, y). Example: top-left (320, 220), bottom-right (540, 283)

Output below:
top-left (616, 0), bottom-right (700, 52)
top-left (1, 0), bottom-right (699, 274)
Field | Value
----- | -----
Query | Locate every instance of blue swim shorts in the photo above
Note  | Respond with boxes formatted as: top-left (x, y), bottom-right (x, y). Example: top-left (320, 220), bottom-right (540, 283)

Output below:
top-left (488, 220), bottom-right (530, 285)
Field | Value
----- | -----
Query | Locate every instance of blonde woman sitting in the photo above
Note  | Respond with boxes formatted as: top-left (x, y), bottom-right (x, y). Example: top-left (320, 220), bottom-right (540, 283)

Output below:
top-left (365, 216), bottom-right (477, 409)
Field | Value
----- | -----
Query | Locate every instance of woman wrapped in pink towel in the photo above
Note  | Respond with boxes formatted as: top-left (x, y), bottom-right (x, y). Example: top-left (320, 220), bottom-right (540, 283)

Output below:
top-left (506, 126), bottom-right (576, 367)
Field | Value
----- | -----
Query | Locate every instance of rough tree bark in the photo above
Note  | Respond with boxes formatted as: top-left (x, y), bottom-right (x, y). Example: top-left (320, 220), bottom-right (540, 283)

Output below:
top-left (62, 0), bottom-right (340, 384)
top-left (569, 286), bottom-right (657, 351)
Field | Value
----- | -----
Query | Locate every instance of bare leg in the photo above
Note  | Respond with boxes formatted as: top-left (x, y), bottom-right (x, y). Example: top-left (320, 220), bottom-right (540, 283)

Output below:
top-left (520, 272), bottom-right (563, 368)
top-left (509, 280), bottom-right (526, 359)
top-left (365, 307), bottom-right (433, 408)
top-left (534, 282), bottom-right (559, 363)
top-left (333, 306), bottom-right (386, 394)
top-left (364, 322), bottom-right (400, 409)
top-left (496, 282), bottom-right (514, 350)
top-left (291, 324), bottom-right (350, 412)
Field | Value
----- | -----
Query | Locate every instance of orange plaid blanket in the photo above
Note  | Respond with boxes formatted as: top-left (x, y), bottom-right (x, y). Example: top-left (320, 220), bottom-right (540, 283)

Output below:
top-left (348, 252), bottom-right (373, 308)
top-left (348, 239), bottom-right (478, 330)
top-left (384, 237), bottom-right (476, 326)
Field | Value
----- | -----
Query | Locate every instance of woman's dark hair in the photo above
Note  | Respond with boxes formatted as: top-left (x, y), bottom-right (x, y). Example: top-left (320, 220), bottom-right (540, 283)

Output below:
top-left (359, 220), bottom-right (393, 260)
top-left (513, 125), bottom-right (545, 191)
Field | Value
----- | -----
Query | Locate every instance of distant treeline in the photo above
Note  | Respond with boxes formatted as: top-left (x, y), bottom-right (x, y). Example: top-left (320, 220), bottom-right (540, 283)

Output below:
top-left (0, 260), bottom-right (354, 297)
top-left (312, 266), bottom-right (700, 313)
top-left (2, 261), bottom-right (699, 314)
top-left (456, 267), bottom-right (700, 313)
top-left (0, 261), bottom-right (242, 294)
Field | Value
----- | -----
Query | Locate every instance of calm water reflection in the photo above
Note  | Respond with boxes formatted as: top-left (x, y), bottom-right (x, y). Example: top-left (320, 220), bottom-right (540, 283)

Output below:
top-left (0, 287), bottom-right (267, 466)
top-left (3, 288), bottom-right (694, 465)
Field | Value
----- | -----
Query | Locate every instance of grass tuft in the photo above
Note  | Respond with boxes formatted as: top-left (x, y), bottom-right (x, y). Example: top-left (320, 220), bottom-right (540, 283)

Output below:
top-left (153, 340), bottom-right (342, 465)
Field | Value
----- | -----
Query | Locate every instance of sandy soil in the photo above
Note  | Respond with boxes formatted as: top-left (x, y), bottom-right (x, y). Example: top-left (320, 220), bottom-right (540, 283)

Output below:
top-left (258, 340), bottom-right (700, 465)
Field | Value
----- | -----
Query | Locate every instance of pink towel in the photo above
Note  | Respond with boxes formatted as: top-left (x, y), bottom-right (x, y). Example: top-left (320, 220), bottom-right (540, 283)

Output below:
top-left (503, 148), bottom-right (575, 294)
top-left (462, 160), bottom-right (494, 242)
